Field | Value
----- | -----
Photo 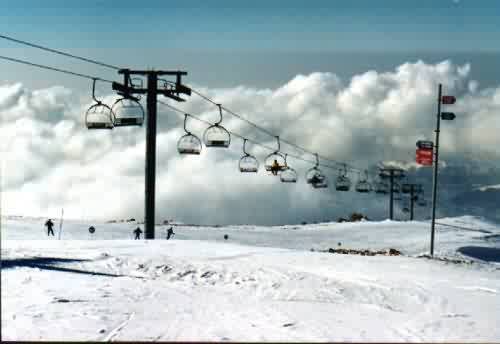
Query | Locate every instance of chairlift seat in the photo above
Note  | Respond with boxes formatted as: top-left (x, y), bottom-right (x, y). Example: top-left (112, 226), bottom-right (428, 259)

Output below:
top-left (265, 152), bottom-right (286, 172)
top-left (204, 125), bottom-right (231, 148)
top-left (239, 155), bottom-right (259, 173)
top-left (115, 117), bottom-right (143, 126)
top-left (355, 181), bottom-right (372, 193)
top-left (280, 167), bottom-right (298, 183)
top-left (375, 182), bottom-right (389, 194)
top-left (87, 122), bottom-right (113, 130)
top-left (112, 98), bottom-right (145, 127)
top-left (306, 167), bottom-right (324, 184)
top-left (85, 103), bottom-right (114, 130)
top-left (335, 176), bottom-right (351, 192)
top-left (312, 180), bottom-right (328, 188)
top-left (178, 133), bottom-right (202, 155)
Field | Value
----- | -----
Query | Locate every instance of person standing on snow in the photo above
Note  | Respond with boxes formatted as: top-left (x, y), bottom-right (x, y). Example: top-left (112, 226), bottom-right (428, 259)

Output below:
top-left (45, 219), bottom-right (55, 236)
top-left (133, 227), bottom-right (143, 240)
top-left (166, 226), bottom-right (175, 240)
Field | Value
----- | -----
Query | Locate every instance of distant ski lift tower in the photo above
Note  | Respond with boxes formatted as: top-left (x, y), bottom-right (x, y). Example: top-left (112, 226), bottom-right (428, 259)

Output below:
top-left (379, 166), bottom-right (405, 220)
top-left (430, 84), bottom-right (456, 256)
top-left (112, 69), bottom-right (191, 239)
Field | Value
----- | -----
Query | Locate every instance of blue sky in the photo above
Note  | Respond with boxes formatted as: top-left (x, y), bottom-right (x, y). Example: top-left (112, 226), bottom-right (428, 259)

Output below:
top-left (1, 0), bottom-right (499, 88)
top-left (3, 0), bottom-right (499, 51)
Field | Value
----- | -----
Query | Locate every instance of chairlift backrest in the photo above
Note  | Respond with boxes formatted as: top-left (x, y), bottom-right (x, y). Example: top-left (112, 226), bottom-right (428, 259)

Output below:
top-left (112, 96), bottom-right (145, 127)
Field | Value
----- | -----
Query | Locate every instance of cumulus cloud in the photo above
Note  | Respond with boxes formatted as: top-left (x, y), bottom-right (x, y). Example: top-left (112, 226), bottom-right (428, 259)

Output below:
top-left (1, 60), bottom-right (500, 225)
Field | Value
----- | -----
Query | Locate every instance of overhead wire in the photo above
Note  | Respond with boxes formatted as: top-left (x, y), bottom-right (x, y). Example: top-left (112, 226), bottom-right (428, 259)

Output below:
top-left (0, 34), bottom-right (121, 70)
top-left (0, 55), bottom-right (115, 83)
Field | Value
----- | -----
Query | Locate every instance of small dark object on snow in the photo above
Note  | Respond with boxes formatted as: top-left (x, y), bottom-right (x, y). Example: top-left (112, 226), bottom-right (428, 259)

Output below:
top-left (224, 234), bottom-right (229, 240)
top-left (127, 218), bottom-right (136, 222)
top-left (283, 323), bottom-right (295, 327)
top-left (55, 298), bottom-right (70, 303)
top-left (88, 226), bottom-right (96, 234)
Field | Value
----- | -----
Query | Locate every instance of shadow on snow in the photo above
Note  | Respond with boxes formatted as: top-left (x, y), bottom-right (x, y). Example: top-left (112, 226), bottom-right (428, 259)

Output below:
top-left (0, 256), bottom-right (142, 278)
top-left (458, 246), bottom-right (500, 263)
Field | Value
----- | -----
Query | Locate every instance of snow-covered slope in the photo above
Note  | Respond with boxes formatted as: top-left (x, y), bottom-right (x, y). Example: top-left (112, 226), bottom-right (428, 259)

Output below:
top-left (1, 217), bottom-right (500, 341)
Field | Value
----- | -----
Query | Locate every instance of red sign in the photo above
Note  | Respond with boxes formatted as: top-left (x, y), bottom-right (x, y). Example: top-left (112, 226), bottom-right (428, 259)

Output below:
top-left (416, 149), bottom-right (432, 157)
top-left (416, 157), bottom-right (433, 166)
top-left (416, 148), bottom-right (433, 166)
top-left (441, 95), bottom-right (456, 105)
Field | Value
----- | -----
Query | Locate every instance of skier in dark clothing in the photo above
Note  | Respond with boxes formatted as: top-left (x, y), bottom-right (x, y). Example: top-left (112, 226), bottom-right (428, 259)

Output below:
top-left (166, 227), bottom-right (175, 240)
top-left (270, 159), bottom-right (280, 176)
top-left (133, 227), bottom-right (142, 240)
top-left (45, 219), bottom-right (55, 236)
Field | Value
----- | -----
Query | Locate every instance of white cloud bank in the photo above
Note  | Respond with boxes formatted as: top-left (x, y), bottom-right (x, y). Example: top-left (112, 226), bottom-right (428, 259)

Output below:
top-left (1, 60), bottom-right (500, 225)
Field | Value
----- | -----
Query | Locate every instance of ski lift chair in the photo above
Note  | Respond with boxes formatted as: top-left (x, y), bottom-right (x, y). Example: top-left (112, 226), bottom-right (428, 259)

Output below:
top-left (239, 139), bottom-right (259, 172)
top-left (204, 104), bottom-right (231, 148)
top-left (375, 182), bottom-right (389, 194)
top-left (306, 154), bottom-right (326, 185)
top-left (264, 136), bottom-right (287, 174)
top-left (355, 171), bottom-right (372, 193)
top-left (280, 154), bottom-right (298, 183)
top-left (112, 96), bottom-right (145, 127)
top-left (177, 114), bottom-right (202, 155)
top-left (335, 164), bottom-right (351, 191)
top-left (85, 78), bottom-right (114, 130)
top-left (312, 175), bottom-right (328, 188)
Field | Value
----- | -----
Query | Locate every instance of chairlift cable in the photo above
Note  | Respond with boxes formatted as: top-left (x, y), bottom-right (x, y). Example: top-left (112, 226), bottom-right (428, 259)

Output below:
top-left (0, 55), bottom-right (114, 83)
top-left (0, 34), bottom-right (121, 70)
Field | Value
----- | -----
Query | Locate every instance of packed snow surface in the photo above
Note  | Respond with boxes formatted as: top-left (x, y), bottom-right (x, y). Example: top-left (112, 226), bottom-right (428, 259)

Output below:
top-left (2, 216), bottom-right (500, 341)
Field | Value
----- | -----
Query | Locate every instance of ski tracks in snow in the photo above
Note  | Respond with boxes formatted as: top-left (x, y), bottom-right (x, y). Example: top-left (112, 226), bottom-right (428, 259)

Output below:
top-left (103, 312), bottom-right (135, 342)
